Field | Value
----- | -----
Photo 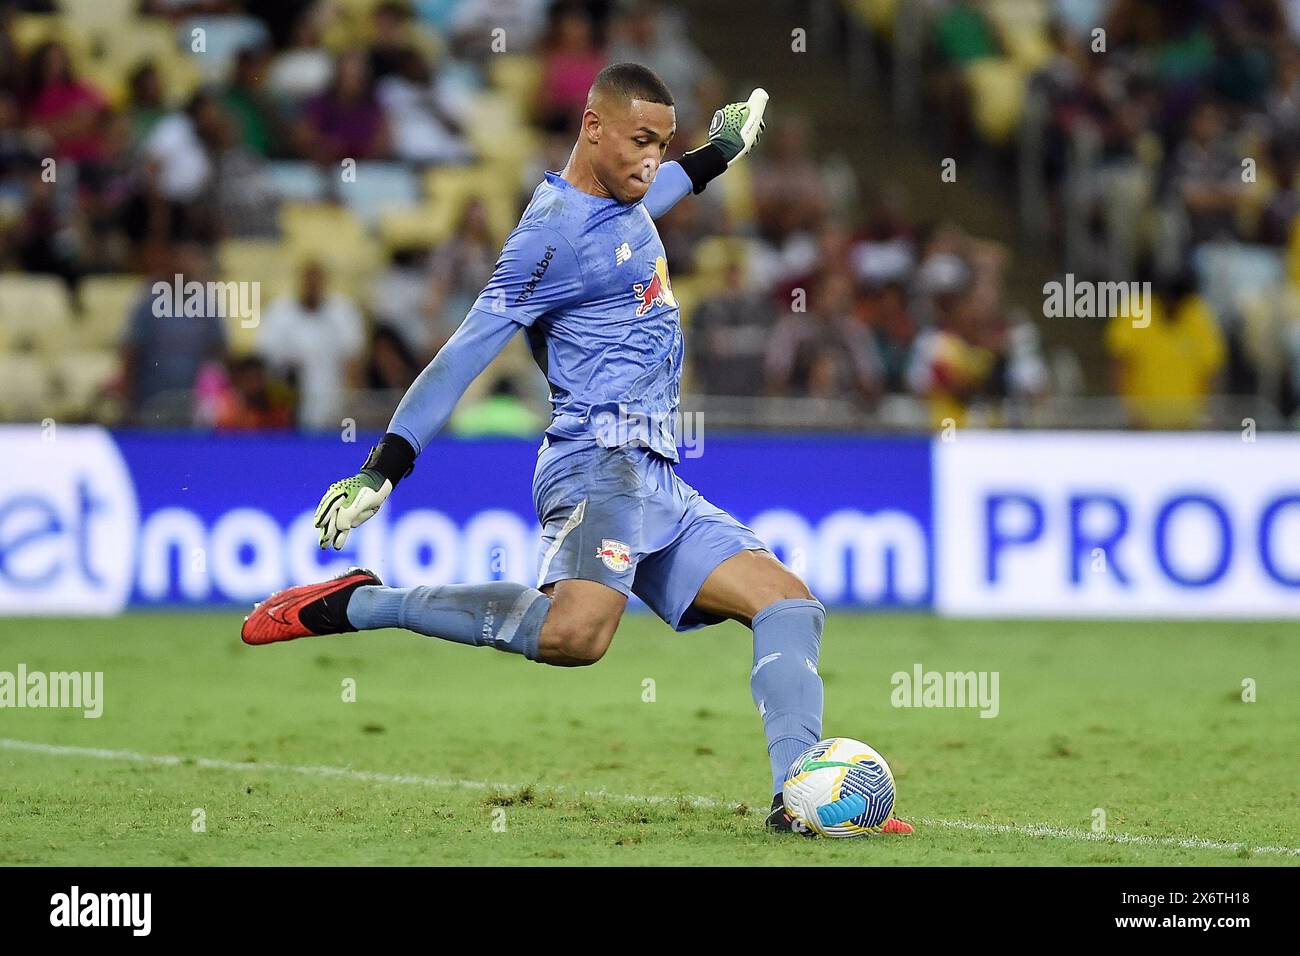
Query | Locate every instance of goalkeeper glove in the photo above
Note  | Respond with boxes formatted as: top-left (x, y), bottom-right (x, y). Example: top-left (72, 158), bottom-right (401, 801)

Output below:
top-left (314, 434), bottom-right (415, 550)
top-left (679, 88), bottom-right (769, 194)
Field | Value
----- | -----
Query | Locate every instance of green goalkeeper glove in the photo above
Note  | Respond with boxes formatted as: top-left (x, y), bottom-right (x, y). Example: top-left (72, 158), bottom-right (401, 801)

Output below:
top-left (679, 88), bottom-right (769, 194)
top-left (314, 434), bottom-right (415, 550)
top-left (706, 88), bottom-right (769, 166)
top-left (314, 470), bottom-right (391, 550)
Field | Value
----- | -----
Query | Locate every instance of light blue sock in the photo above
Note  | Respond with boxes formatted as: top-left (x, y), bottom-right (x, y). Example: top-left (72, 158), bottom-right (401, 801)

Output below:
top-left (346, 582), bottom-right (551, 661)
top-left (750, 598), bottom-right (825, 794)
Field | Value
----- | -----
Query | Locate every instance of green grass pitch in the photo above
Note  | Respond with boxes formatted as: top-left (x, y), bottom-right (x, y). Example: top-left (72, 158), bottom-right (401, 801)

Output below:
top-left (0, 612), bottom-right (1296, 866)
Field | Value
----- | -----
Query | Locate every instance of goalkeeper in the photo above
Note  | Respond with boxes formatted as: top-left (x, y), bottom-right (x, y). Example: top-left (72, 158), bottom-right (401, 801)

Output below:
top-left (241, 62), bottom-right (912, 836)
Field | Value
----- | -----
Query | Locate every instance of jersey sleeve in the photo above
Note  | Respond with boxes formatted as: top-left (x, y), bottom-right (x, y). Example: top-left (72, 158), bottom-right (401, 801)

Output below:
top-left (386, 305), bottom-right (521, 455)
top-left (643, 161), bottom-right (692, 219)
top-left (468, 224), bottom-right (585, 328)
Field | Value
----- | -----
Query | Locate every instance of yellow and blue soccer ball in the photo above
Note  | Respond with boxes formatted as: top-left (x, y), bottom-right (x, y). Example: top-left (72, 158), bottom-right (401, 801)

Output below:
top-left (782, 737), bottom-right (897, 838)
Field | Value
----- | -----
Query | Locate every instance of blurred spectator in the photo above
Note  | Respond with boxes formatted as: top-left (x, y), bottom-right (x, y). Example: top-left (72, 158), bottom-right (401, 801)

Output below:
top-left (428, 198), bottom-right (498, 342)
top-left (221, 47), bottom-right (280, 157)
top-left (128, 90), bottom-right (236, 247)
top-left (449, 0), bottom-right (550, 58)
top-left (0, 4), bottom-right (20, 95)
top-left (906, 244), bottom-right (996, 426)
top-left (862, 283), bottom-right (917, 394)
top-left (141, 91), bottom-right (219, 205)
top-left (1105, 271), bottom-right (1227, 429)
top-left (450, 376), bottom-right (544, 436)
top-left (377, 47), bottom-right (472, 164)
top-left (751, 118), bottom-right (828, 243)
top-left (256, 260), bottom-right (366, 431)
top-left (606, 1), bottom-right (717, 129)
top-left (9, 155), bottom-right (79, 279)
top-left (1167, 100), bottom-right (1247, 246)
top-left (765, 271), bottom-right (883, 404)
top-left (371, 0), bottom-right (418, 80)
top-left (370, 246), bottom-right (439, 360)
top-left (125, 63), bottom-right (168, 151)
top-left (0, 87), bottom-right (44, 177)
top-left (295, 50), bottom-right (389, 164)
top-left (267, 6), bottom-right (334, 100)
top-left (906, 316), bottom-right (996, 428)
top-left (366, 323), bottom-right (421, 391)
top-left (120, 243), bottom-right (228, 422)
top-left (690, 253), bottom-right (776, 397)
top-left (202, 100), bottom-right (280, 238)
top-left (535, 4), bottom-right (606, 134)
top-left (22, 41), bottom-right (110, 166)
top-left (369, 0), bottom-right (445, 81)
top-left (212, 356), bottom-right (295, 431)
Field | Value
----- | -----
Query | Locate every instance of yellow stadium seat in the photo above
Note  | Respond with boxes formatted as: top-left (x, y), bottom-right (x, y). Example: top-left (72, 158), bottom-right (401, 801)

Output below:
top-left (106, 19), bottom-right (178, 61)
top-left (219, 239), bottom-right (295, 291)
top-left (964, 59), bottom-right (1027, 144)
top-left (218, 240), bottom-right (297, 356)
top-left (849, 0), bottom-right (900, 34)
top-left (79, 275), bottom-right (146, 349)
top-left (987, 0), bottom-right (1053, 72)
top-left (378, 203), bottom-right (449, 250)
top-left (51, 350), bottom-right (121, 417)
top-left (0, 275), bottom-right (73, 352)
top-left (490, 56), bottom-right (543, 111)
top-left (1287, 216), bottom-right (1300, 286)
top-left (56, 0), bottom-right (139, 26)
top-left (280, 203), bottom-right (382, 294)
top-left (0, 354), bottom-right (55, 421)
top-left (12, 14), bottom-right (90, 59)
top-left (423, 164), bottom-right (522, 246)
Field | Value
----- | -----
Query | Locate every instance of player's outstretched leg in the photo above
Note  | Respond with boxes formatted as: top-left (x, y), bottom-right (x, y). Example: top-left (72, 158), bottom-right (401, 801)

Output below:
top-left (243, 572), bottom-right (625, 668)
top-left (241, 567), bottom-right (381, 645)
top-left (691, 549), bottom-right (914, 835)
top-left (242, 568), bottom-right (553, 660)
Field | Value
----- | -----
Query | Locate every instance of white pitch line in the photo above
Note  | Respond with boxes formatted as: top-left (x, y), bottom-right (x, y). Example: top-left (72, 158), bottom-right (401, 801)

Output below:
top-left (0, 738), bottom-right (722, 809)
top-left (918, 816), bottom-right (1300, 857)
top-left (3, 738), bottom-right (1297, 857)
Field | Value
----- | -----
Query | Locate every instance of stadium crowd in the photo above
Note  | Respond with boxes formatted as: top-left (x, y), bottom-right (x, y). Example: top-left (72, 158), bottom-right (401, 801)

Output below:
top-left (2, 0), bottom-right (1295, 432)
top-left (860, 0), bottom-right (1300, 425)
top-left (0, 0), bottom-right (1057, 433)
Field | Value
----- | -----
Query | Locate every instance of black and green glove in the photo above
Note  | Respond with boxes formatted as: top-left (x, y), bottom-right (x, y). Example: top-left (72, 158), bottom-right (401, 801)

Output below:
top-left (679, 88), bottom-right (769, 194)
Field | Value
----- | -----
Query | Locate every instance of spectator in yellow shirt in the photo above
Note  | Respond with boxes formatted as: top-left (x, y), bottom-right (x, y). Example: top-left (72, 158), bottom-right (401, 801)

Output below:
top-left (1105, 274), bottom-right (1226, 429)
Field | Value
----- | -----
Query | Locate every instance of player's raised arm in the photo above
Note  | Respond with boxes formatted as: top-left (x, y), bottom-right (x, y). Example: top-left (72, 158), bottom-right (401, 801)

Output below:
top-left (642, 88), bottom-right (769, 219)
top-left (313, 224), bottom-right (585, 550)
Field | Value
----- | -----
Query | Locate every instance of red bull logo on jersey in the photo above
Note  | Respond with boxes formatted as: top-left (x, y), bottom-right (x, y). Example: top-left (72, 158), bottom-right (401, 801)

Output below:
top-left (596, 539), bottom-right (632, 573)
top-left (632, 256), bottom-right (677, 317)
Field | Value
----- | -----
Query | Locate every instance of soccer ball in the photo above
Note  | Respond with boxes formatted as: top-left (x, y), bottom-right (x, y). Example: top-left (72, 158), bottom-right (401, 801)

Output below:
top-left (782, 737), bottom-right (897, 838)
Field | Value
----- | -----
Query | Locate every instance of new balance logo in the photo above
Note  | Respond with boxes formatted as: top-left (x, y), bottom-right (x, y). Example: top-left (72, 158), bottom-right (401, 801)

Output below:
top-left (614, 242), bottom-right (632, 266)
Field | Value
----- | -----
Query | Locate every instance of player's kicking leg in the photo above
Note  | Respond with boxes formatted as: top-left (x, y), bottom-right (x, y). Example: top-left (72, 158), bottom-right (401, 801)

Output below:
top-left (242, 568), bottom-right (626, 667)
top-left (689, 549), bottom-right (914, 836)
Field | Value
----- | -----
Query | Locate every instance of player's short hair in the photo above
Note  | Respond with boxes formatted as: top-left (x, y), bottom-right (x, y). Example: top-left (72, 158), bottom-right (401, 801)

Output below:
top-left (590, 62), bottom-right (674, 108)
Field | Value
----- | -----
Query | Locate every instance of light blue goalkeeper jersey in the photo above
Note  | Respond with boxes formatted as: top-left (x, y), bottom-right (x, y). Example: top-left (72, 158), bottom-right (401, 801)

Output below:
top-left (387, 164), bottom-right (692, 464)
top-left (475, 171), bottom-right (684, 461)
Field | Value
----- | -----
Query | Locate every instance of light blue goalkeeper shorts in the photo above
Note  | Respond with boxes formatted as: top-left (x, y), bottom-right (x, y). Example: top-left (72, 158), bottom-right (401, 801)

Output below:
top-left (532, 437), bottom-right (768, 631)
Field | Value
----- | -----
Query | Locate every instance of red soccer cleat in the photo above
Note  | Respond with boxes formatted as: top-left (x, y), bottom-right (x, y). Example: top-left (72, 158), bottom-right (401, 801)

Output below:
top-left (241, 568), bottom-right (381, 646)
top-left (881, 816), bottom-right (915, 835)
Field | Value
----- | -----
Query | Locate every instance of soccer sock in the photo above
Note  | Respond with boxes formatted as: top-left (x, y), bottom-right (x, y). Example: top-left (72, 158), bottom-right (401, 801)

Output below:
top-left (749, 598), bottom-right (825, 794)
top-left (346, 582), bottom-right (551, 661)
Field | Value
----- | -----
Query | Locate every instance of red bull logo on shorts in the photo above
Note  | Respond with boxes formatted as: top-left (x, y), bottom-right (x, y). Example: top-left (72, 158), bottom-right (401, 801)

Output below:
top-left (596, 539), bottom-right (632, 573)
